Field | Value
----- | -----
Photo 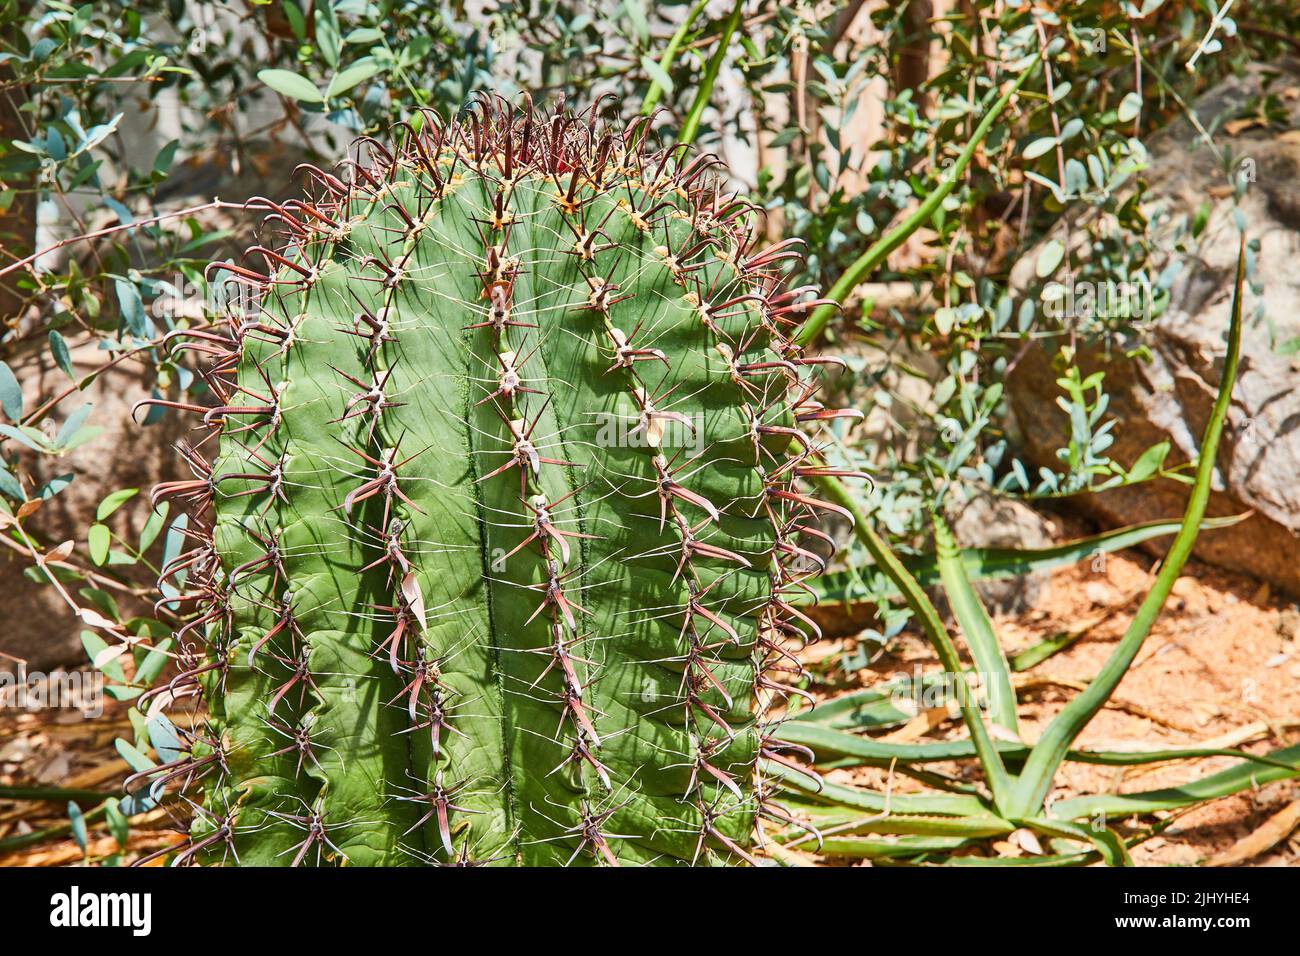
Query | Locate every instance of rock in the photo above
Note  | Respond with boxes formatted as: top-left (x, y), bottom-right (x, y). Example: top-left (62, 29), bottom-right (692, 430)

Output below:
top-left (1278, 606), bottom-right (1300, 641)
top-left (1006, 62), bottom-right (1300, 597)
top-left (1085, 580), bottom-right (1118, 607)
top-left (944, 491), bottom-right (1058, 615)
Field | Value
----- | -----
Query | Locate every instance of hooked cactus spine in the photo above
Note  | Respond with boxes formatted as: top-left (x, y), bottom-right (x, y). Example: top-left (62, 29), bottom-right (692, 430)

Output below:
top-left (142, 97), bottom-right (860, 866)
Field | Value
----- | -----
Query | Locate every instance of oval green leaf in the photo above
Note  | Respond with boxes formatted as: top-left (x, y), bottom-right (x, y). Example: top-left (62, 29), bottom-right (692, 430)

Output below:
top-left (257, 69), bottom-right (324, 104)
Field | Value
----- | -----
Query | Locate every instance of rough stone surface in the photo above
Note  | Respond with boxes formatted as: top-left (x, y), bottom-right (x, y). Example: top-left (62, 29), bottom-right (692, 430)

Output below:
top-left (1007, 62), bottom-right (1300, 597)
top-left (946, 491), bottom-right (1058, 615)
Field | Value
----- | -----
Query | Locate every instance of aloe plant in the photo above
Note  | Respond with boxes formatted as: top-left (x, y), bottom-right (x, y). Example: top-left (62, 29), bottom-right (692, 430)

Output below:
top-left (138, 98), bottom-right (858, 867)
top-left (776, 236), bottom-right (1300, 865)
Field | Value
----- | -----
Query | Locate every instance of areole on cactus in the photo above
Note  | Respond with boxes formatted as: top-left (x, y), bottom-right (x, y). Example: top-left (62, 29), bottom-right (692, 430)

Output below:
top-left (138, 96), bottom-right (862, 866)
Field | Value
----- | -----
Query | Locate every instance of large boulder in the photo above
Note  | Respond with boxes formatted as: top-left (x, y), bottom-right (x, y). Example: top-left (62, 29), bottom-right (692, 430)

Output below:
top-left (1007, 63), bottom-right (1300, 596)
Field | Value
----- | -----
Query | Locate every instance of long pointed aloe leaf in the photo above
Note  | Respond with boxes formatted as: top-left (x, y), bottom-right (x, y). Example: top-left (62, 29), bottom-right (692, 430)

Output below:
top-left (769, 761), bottom-right (991, 817)
top-left (780, 720), bottom-right (1298, 774)
top-left (1010, 236), bottom-right (1249, 816)
top-left (678, 0), bottom-right (744, 146)
top-left (938, 849), bottom-right (1094, 867)
top-left (796, 812), bottom-right (1016, 840)
top-left (806, 465), bottom-right (1015, 809)
top-left (791, 672), bottom-right (950, 730)
top-left (818, 834), bottom-right (972, 859)
top-left (1015, 816), bottom-right (1133, 866)
top-left (934, 514), bottom-right (1017, 733)
top-left (779, 720), bottom-right (1020, 766)
top-left (1051, 742), bottom-right (1300, 820)
top-left (1010, 629), bottom-right (1093, 672)
top-left (805, 513), bottom-right (1246, 606)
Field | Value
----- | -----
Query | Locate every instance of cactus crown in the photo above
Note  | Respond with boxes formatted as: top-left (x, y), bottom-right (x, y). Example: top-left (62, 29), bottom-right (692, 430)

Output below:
top-left (148, 96), bottom-right (846, 866)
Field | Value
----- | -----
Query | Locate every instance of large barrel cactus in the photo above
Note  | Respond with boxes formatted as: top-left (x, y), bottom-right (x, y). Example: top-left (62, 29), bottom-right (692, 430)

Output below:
top-left (142, 97), bottom-right (855, 866)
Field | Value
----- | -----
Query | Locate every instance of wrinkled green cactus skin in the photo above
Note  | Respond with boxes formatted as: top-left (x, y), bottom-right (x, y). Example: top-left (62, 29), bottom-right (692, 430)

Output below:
top-left (157, 100), bottom-right (838, 866)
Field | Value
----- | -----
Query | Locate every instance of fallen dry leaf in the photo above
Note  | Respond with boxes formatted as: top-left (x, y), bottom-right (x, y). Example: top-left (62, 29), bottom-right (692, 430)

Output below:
top-left (1208, 800), bottom-right (1300, 866)
top-left (880, 706), bottom-right (950, 743)
top-left (1223, 117), bottom-right (1264, 136)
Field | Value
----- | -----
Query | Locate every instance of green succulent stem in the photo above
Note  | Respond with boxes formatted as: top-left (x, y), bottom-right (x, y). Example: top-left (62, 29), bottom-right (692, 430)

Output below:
top-left (641, 0), bottom-right (711, 116)
top-left (678, 0), bottom-right (745, 146)
top-left (147, 99), bottom-right (842, 866)
top-left (795, 56), bottom-right (1040, 348)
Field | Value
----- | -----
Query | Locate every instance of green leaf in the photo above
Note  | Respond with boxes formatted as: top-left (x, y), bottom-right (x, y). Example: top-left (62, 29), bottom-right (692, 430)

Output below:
top-left (325, 58), bottom-right (381, 100)
top-left (1051, 743), bottom-right (1300, 820)
top-left (344, 27), bottom-right (384, 45)
top-left (1117, 91), bottom-right (1142, 123)
top-left (55, 402), bottom-right (93, 447)
top-left (315, 6), bottom-right (342, 68)
top-left (1126, 440), bottom-right (1170, 482)
top-left (623, 0), bottom-right (649, 41)
top-left (48, 330), bottom-right (74, 380)
top-left (818, 834), bottom-right (972, 859)
top-left (0, 424), bottom-right (52, 453)
top-left (81, 629), bottom-right (126, 682)
top-left (96, 488), bottom-right (138, 520)
top-left (135, 638), bottom-right (172, 687)
top-left (0, 465), bottom-right (23, 500)
top-left (138, 503), bottom-right (168, 552)
top-left (1023, 136), bottom-right (1059, 160)
top-left (258, 69), bottom-right (324, 104)
top-left (105, 798), bottom-right (129, 849)
top-left (806, 514), bottom-right (1247, 607)
top-left (88, 523), bottom-right (111, 566)
top-left (781, 717), bottom-right (1292, 777)
top-left (67, 802), bottom-right (88, 851)
top-left (1035, 239), bottom-right (1065, 278)
top-left (793, 674), bottom-right (936, 731)
top-left (781, 709), bottom-right (1018, 765)
top-left (113, 278), bottom-right (146, 337)
top-left (1010, 629), bottom-right (1085, 671)
top-left (1018, 817), bottom-right (1133, 866)
top-left (58, 425), bottom-right (103, 453)
top-left (114, 738), bottom-right (156, 774)
top-left (639, 54), bottom-right (673, 95)
top-left (934, 515), bottom-right (1018, 733)
top-left (152, 138), bottom-right (180, 177)
top-left (770, 761), bottom-right (989, 817)
top-left (0, 361), bottom-right (22, 421)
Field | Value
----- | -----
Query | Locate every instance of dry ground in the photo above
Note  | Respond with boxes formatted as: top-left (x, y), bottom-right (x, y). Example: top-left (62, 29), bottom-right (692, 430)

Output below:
top-left (803, 542), bottom-right (1300, 867)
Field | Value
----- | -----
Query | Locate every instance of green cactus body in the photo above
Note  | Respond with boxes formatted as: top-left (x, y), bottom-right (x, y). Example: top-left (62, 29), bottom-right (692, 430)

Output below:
top-left (151, 99), bottom-right (845, 866)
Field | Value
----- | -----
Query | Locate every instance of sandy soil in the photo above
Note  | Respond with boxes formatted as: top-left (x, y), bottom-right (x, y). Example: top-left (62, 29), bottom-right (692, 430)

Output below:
top-left (810, 543), bottom-right (1300, 866)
